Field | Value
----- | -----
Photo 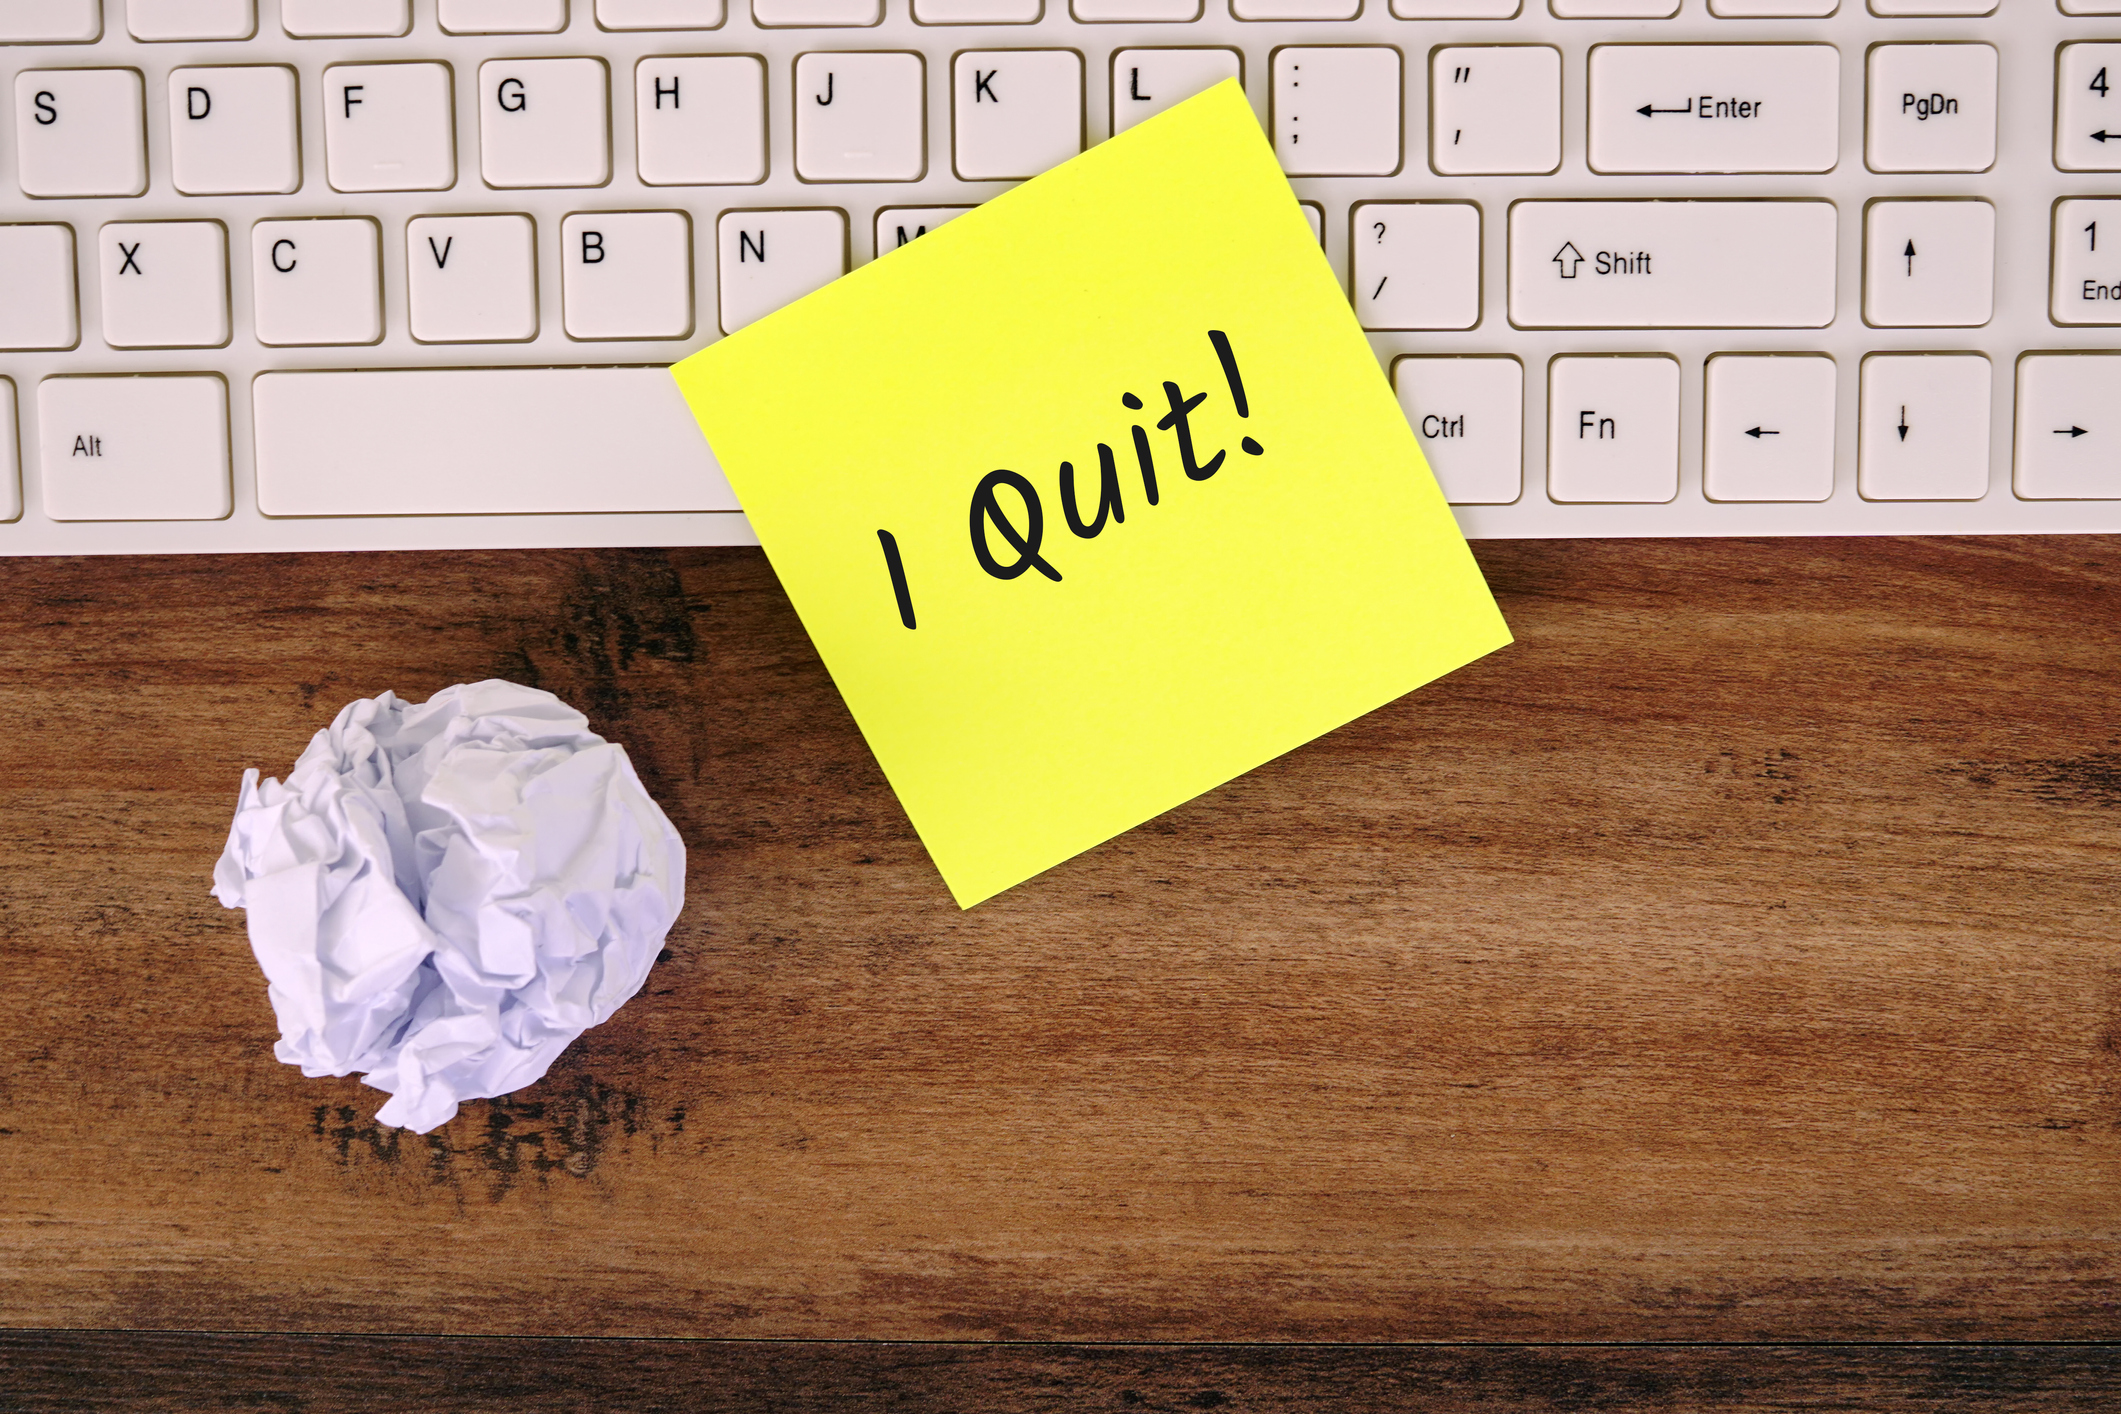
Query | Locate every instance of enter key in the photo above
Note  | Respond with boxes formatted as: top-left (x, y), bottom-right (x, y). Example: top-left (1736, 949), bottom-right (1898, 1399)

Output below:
top-left (1588, 44), bottom-right (1840, 174)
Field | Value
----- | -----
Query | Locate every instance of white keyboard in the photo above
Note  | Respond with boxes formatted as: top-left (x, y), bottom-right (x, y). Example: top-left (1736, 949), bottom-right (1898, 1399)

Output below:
top-left (2, 0), bottom-right (2119, 557)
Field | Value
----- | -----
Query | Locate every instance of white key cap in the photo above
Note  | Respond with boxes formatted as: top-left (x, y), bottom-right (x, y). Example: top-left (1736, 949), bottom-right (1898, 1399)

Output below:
top-left (953, 50), bottom-right (1082, 181)
top-left (636, 56), bottom-right (766, 186)
top-left (2051, 198), bottom-right (2121, 325)
top-left (0, 225), bottom-right (80, 352)
top-left (168, 66), bottom-right (300, 196)
top-left (130, 0), bottom-right (256, 40)
top-left (1393, 355), bottom-right (1522, 505)
top-left (1553, 0), bottom-right (1678, 16)
top-left (2056, 44), bottom-right (2121, 172)
top-left (1075, 0), bottom-right (1197, 19)
top-left (14, 70), bottom-right (146, 199)
top-left (1112, 49), bottom-right (1241, 136)
top-left (875, 205), bottom-right (970, 258)
top-left (1858, 354), bottom-right (1989, 501)
top-left (99, 222), bottom-right (229, 350)
top-left (1588, 44), bottom-right (1838, 175)
top-left (1865, 44), bottom-right (1996, 174)
top-left (1431, 46), bottom-right (1560, 177)
top-left (1548, 356), bottom-right (1680, 504)
top-left (1392, 0), bottom-right (1517, 15)
top-left (441, 0), bottom-right (568, 31)
top-left (282, 0), bottom-right (410, 36)
top-left (1301, 200), bottom-right (1322, 245)
top-left (1235, 0), bottom-right (1354, 19)
top-left (2015, 355), bottom-right (2121, 499)
top-left (1274, 47), bottom-right (1400, 178)
top-left (1352, 202), bottom-right (1480, 331)
top-left (795, 52), bottom-right (925, 182)
top-left (1863, 199), bottom-right (1993, 328)
top-left (325, 63), bottom-right (456, 192)
top-left (717, 208), bottom-right (846, 333)
top-left (2062, 0), bottom-right (2121, 13)
top-left (40, 375), bottom-right (231, 522)
top-left (0, 1), bottom-right (101, 42)
top-left (1702, 354), bottom-right (1834, 502)
top-left (921, 0), bottom-right (1040, 18)
top-left (598, 0), bottom-right (724, 25)
top-left (754, 0), bottom-right (879, 24)
top-left (253, 218), bottom-right (383, 347)
top-left (480, 58), bottom-right (611, 189)
top-left (255, 368), bottom-right (734, 516)
top-left (408, 214), bottom-right (538, 343)
top-left (1870, 0), bottom-right (1992, 13)
top-left (1708, 0), bottom-right (1834, 13)
top-left (1509, 200), bottom-right (1836, 329)
top-left (0, 379), bottom-right (17, 523)
top-left (562, 211), bottom-right (693, 340)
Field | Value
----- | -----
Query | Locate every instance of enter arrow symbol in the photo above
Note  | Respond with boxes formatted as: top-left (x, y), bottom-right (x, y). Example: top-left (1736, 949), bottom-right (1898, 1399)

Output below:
top-left (2055, 425), bottom-right (2090, 437)
top-left (1898, 405), bottom-right (1909, 442)
top-left (1745, 427), bottom-right (1779, 438)
top-left (2096, 131), bottom-right (2118, 143)
top-left (1637, 99), bottom-right (1694, 118)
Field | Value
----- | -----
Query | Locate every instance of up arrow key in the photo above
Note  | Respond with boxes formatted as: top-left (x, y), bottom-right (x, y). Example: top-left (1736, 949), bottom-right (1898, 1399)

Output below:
top-left (1553, 241), bottom-right (1583, 278)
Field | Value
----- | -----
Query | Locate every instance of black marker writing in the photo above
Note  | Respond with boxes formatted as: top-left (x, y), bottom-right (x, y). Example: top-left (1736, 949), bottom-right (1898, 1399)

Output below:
top-left (877, 529), bottom-right (916, 629)
top-left (1158, 382), bottom-right (1224, 482)
top-left (1061, 444), bottom-right (1125, 539)
top-left (1122, 392), bottom-right (1159, 505)
top-left (970, 470), bottom-right (1062, 582)
top-left (1208, 328), bottom-right (1265, 457)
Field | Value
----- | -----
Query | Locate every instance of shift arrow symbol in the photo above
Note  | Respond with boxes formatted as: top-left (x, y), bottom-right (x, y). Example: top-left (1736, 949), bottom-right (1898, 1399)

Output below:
top-left (1745, 427), bottom-right (1779, 438)
top-left (2055, 425), bottom-right (2090, 437)
top-left (1898, 405), bottom-right (1909, 442)
top-left (1904, 239), bottom-right (1916, 276)
top-left (1553, 241), bottom-right (1584, 278)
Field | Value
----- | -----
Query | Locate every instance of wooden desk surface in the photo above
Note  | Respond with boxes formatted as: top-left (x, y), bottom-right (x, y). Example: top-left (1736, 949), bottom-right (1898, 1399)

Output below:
top-left (2, 538), bottom-right (2116, 1407)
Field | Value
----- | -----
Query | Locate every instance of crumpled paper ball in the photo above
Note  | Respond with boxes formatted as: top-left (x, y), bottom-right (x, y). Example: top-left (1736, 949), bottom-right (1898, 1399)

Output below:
top-left (211, 680), bottom-right (686, 1133)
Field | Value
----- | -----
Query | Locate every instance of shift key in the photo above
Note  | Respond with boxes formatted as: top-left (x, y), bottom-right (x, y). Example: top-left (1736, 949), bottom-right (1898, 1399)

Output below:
top-left (1508, 200), bottom-right (1837, 329)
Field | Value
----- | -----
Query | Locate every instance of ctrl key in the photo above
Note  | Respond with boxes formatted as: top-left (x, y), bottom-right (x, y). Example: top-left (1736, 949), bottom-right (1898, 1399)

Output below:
top-left (38, 375), bottom-right (231, 521)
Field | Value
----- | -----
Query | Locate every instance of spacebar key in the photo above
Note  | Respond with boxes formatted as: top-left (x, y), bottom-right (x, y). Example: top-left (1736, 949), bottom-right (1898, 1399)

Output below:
top-left (254, 366), bottom-right (737, 516)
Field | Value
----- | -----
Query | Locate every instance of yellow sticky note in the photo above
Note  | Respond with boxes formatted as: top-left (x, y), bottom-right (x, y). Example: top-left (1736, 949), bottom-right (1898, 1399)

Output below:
top-left (672, 80), bottom-right (1510, 907)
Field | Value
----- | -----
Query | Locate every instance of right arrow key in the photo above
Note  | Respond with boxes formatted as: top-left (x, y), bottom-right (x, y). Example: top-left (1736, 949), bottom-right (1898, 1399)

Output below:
top-left (2015, 354), bottom-right (2121, 499)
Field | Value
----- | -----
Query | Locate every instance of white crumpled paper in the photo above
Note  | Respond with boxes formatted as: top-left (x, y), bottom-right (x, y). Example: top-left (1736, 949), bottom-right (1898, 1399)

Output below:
top-left (212, 680), bottom-right (686, 1134)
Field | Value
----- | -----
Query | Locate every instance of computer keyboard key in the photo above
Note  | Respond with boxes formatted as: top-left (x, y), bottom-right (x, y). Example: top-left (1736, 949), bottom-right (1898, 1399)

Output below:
top-left (598, 0), bottom-right (726, 25)
top-left (1234, 0), bottom-right (1356, 21)
top-left (1869, 0), bottom-right (1992, 13)
top-left (561, 211), bottom-right (693, 340)
top-left (39, 374), bottom-right (231, 522)
top-left (2050, 198), bottom-right (2121, 325)
top-left (0, 225), bottom-right (81, 352)
top-left (635, 56), bottom-right (767, 186)
top-left (2061, 0), bottom-right (2121, 13)
top-left (1393, 355), bottom-right (1523, 505)
top-left (874, 205), bottom-right (970, 258)
top-left (953, 50), bottom-right (1083, 181)
top-left (1863, 198), bottom-right (1993, 328)
top-left (718, 208), bottom-right (846, 332)
top-left (14, 69), bottom-right (147, 199)
top-left (1707, 0), bottom-right (1834, 14)
top-left (1858, 353), bottom-right (1990, 501)
top-left (324, 63), bottom-right (457, 193)
top-left (1508, 200), bottom-right (1836, 329)
top-left (1353, 202), bottom-right (1480, 331)
top-left (1274, 47), bottom-right (1401, 177)
top-left (98, 221), bottom-right (230, 350)
top-left (1865, 44), bottom-right (1996, 173)
top-left (253, 368), bottom-right (735, 516)
top-left (440, 0), bottom-right (569, 32)
top-left (2055, 44), bottom-right (2121, 172)
top-left (754, 0), bottom-right (881, 26)
top-left (919, 0), bottom-right (1040, 20)
top-left (795, 51), bottom-right (926, 181)
top-left (1587, 44), bottom-right (1839, 175)
top-left (1430, 46), bottom-right (1560, 177)
top-left (2014, 355), bottom-right (2121, 499)
top-left (168, 66), bottom-right (301, 196)
top-left (408, 214), bottom-right (538, 343)
top-left (1111, 49), bottom-right (1241, 136)
top-left (1547, 355), bottom-right (1680, 504)
top-left (480, 58), bottom-right (612, 190)
top-left (0, 379), bottom-right (17, 523)
top-left (0, 1), bottom-right (102, 42)
top-left (282, 0), bottom-right (411, 37)
top-left (1075, 0), bottom-right (1199, 21)
top-left (129, 0), bottom-right (258, 41)
top-left (253, 218), bottom-right (383, 347)
top-left (1702, 353), bottom-right (1835, 502)
top-left (1552, 0), bottom-right (1678, 17)
top-left (1391, 0), bottom-right (1518, 15)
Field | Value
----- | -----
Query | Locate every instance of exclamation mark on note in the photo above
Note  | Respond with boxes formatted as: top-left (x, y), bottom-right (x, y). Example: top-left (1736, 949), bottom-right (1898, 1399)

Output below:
top-left (878, 529), bottom-right (916, 629)
top-left (1209, 329), bottom-right (1264, 456)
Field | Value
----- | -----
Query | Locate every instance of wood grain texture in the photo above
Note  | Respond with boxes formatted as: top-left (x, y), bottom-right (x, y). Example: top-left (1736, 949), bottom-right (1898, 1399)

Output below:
top-left (0, 539), bottom-right (2115, 1340)
top-left (5, 1335), bottom-right (2121, 1412)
